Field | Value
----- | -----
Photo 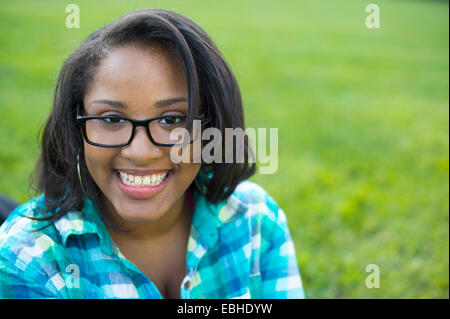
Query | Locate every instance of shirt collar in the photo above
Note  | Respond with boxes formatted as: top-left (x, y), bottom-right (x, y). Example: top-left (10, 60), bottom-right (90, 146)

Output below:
top-left (190, 184), bottom-right (248, 249)
top-left (53, 196), bottom-right (111, 250)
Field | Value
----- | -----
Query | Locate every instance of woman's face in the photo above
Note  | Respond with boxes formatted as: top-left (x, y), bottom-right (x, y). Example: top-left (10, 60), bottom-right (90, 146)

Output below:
top-left (82, 43), bottom-right (200, 225)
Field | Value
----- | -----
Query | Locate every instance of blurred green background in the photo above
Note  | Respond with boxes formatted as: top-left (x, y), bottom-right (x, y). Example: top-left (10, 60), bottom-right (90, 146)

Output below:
top-left (0, 0), bottom-right (448, 298)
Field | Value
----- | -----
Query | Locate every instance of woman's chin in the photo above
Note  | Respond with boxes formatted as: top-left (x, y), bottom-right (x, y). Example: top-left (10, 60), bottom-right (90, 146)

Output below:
top-left (110, 200), bottom-right (168, 224)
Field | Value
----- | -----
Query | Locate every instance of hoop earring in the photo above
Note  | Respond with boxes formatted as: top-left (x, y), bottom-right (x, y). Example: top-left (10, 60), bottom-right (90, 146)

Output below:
top-left (77, 153), bottom-right (87, 195)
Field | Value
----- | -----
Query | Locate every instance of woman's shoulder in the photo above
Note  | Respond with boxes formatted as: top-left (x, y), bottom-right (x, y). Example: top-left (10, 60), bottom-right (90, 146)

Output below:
top-left (0, 196), bottom-right (78, 297)
top-left (233, 180), bottom-right (277, 204)
top-left (0, 196), bottom-right (53, 253)
top-left (0, 195), bottom-right (50, 238)
top-left (234, 180), bottom-right (283, 211)
top-left (0, 196), bottom-right (68, 268)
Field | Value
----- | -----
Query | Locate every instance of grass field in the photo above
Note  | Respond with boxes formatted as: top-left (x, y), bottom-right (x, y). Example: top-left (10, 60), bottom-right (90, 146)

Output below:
top-left (0, 0), bottom-right (448, 298)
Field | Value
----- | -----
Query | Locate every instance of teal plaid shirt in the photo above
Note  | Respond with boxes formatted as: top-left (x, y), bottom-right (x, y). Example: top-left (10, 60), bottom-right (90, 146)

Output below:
top-left (0, 181), bottom-right (305, 299)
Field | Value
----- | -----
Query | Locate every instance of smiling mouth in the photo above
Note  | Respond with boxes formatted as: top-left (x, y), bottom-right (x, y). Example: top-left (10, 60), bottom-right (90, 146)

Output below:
top-left (117, 170), bottom-right (170, 187)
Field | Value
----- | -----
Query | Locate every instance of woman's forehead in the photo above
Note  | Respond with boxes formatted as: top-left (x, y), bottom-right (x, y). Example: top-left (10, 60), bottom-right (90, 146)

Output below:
top-left (95, 44), bottom-right (185, 85)
top-left (85, 44), bottom-right (188, 109)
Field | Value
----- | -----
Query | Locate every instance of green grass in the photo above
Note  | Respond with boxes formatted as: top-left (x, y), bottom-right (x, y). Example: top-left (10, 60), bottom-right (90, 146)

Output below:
top-left (0, 0), bottom-right (448, 298)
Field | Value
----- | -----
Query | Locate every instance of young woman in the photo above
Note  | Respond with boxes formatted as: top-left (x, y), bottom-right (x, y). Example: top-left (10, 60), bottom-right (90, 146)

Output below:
top-left (0, 9), bottom-right (305, 299)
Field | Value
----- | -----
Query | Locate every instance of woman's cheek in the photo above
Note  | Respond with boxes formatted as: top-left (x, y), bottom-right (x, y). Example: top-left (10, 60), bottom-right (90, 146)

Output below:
top-left (83, 143), bottom-right (117, 186)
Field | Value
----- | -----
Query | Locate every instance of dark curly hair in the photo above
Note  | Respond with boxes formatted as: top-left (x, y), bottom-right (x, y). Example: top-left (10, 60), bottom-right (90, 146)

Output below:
top-left (30, 8), bottom-right (255, 227)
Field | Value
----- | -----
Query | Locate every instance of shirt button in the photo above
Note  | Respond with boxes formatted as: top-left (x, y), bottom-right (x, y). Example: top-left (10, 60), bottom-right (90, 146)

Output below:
top-left (182, 277), bottom-right (191, 289)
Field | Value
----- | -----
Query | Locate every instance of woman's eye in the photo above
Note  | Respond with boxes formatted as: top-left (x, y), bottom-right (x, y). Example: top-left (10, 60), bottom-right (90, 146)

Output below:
top-left (103, 117), bottom-right (125, 124)
top-left (159, 116), bottom-right (185, 125)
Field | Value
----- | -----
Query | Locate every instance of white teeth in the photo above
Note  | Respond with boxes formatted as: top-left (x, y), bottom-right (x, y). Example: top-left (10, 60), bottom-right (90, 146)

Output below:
top-left (118, 171), bottom-right (169, 187)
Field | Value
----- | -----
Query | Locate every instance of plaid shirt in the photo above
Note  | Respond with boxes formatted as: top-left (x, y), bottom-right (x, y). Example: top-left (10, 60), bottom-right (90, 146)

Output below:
top-left (0, 181), bottom-right (305, 299)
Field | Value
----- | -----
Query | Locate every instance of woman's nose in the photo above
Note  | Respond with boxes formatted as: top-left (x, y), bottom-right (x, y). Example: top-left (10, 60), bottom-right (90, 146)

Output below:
top-left (120, 126), bottom-right (162, 162)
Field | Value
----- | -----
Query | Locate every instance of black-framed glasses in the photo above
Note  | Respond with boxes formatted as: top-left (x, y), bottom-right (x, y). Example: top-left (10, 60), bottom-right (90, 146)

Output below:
top-left (76, 105), bottom-right (207, 148)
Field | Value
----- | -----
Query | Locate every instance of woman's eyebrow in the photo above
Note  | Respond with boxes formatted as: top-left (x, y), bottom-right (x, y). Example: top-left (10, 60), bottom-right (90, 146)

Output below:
top-left (89, 97), bottom-right (187, 109)
top-left (89, 99), bottom-right (126, 109)
top-left (154, 97), bottom-right (187, 107)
